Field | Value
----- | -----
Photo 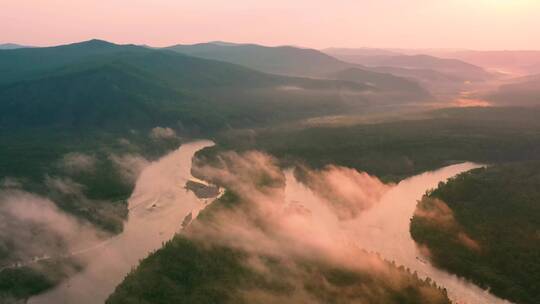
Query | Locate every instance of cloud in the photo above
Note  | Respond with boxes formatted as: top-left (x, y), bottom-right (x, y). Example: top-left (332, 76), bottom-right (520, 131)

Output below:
top-left (0, 189), bottom-right (105, 268)
top-left (118, 138), bottom-right (132, 147)
top-left (414, 197), bottom-right (456, 228)
top-left (191, 151), bottom-right (387, 257)
top-left (150, 127), bottom-right (177, 140)
top-left (0, 177), bottom-right (22, 189)
top-left (454, 98), bottom-right (491, 108)
top-left (109, 153), bottom-right (150, 183)
top-left (192, 150), bottom-right (284, 197)
top-left (44, 176), bottom-right (85, 196)
top-left (59, 152), bottom-right (97, 174)
top-left (296, 165), bottom-right (391, 220)
top-left (415, 197), bottom-right (481, 252)
top-left (42, 175), bottom-right (126, 234)
top-left (457, 232), bottom-right (481, 252)
top-left (187, 151), bottom-right (449, 303)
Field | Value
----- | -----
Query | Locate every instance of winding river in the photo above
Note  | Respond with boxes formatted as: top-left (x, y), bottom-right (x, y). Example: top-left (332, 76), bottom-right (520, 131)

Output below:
top-left (285, 163), bottom-right (511, 304)
top-left (29, 140), bottom-right (214, 304)
top-left (347, 163), bottom-right (511, 304)
top-left (29, 144), bottom-right (510, 304)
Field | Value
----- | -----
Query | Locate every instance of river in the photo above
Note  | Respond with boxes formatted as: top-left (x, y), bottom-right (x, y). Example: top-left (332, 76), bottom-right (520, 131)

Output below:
top-left (29, 140), bottom-right (214, 304)
top-left (284, 162), bottom-right (511, 304)
top-left (30, 149), bottom-right (510, 304)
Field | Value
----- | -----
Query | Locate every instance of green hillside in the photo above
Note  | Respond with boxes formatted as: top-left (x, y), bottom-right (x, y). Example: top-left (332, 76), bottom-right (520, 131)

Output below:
top-left (167, 42), bottom-right (351, 77)
top-left (0, 39), bottom-right (147, 84)
top-left (0, 40), bottom-right (381, 132)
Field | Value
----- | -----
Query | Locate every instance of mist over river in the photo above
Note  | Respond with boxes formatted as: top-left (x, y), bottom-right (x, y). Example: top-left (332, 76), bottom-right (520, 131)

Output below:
top-left (29, 146), bottom-right (510, 304)
top-left (29, 140), bottom-right (214, 304)
top-left (285, 163), bottom-right (511, 304)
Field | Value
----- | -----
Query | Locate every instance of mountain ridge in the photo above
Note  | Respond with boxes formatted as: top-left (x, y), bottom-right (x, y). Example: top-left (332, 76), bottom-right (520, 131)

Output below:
top-left (166, 42), bottom-right (431, 100)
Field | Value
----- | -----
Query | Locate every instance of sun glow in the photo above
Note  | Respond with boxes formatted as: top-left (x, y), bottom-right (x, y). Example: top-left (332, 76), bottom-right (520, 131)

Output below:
top-left (2, 0), bottom-right (540, 49)
top-left (481, 0), bottom-right (534, 9)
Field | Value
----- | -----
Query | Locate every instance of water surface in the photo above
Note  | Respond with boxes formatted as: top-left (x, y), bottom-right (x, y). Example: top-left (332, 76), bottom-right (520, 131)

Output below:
top-left (285, 163), bottom-right (511, 304)
top-left (29, 140), bottom-right (214, 304)
top-left (31, 155), bottom-right (511, 304)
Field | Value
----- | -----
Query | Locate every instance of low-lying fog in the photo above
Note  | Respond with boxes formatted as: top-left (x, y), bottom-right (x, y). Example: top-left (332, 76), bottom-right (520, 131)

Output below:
top-left (286, 164), bottom-right (510, 304)
top-left (28, 140), bottom-right (214, 304)
top-left (191, 151), bottom-right (510, 304)
top-left (17, 141), bottom-right (510, 304)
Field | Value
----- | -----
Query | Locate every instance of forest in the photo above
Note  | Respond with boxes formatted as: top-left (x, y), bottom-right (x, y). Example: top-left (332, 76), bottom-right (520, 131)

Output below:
top-left (410, 162), bottom-right (540, 304)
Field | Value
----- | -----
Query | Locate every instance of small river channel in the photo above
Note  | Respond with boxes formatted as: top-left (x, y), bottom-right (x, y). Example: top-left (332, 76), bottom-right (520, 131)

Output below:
top-left (29, 140), bottom-right (214, 304)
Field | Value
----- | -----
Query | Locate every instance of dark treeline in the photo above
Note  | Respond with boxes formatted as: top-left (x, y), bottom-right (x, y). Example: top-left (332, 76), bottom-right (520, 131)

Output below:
top-left (197, 107), bottom-right (540, 182)
top-left (411, 162), bottom-right (540, 304)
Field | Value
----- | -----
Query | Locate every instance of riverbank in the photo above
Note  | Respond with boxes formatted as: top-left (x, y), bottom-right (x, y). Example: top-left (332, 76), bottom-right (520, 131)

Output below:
top-left (340, 163), bottom-right (511, 304)
top-left (28, 140), bottom-right (215, 304)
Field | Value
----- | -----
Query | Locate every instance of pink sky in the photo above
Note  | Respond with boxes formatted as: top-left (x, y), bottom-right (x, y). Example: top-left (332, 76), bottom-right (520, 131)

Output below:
top-left (2, 0), bottom-right (540, 50)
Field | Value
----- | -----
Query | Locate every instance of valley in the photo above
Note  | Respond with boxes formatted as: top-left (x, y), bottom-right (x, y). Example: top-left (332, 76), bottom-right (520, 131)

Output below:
top-left (26, 141), bottom-right (215, 304)
top-left (1, 32), bottom-right (539, 304)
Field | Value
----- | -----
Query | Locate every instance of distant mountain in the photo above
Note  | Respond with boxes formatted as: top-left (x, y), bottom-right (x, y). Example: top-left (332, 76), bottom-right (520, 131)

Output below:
top-left (0, 39), bottom-right (439, 134)
top-left (369, 66), bottom-right (462, 83)
top-left (487, 74), bottom-right (540, 106)
top-left (324, 47), bottom-right (403, 57)
top-left (325, 49), bottom-right (495, 100)
top-left (166, 42), bottom-right (431, 100)
top-left (167, 42), bottom-right (352, 77)
top-left (0, 39), bottom-right (148, 84)
top-left (0, 43), bottom-right (31, 50)
top-left (327, 67), bottom-right (431, 99)
top-left (0, 40), bottom-right (381, 132)
top-left (327, 52), bottom-right (493, 81)
top-left (437, 50), bottom-right (540, 74)
top-left (525, 62), bottom-right (540, 74)
top-left (379, 55), bottom-right (490, 78)
top-left (206, 41), bottom-right (241, 47)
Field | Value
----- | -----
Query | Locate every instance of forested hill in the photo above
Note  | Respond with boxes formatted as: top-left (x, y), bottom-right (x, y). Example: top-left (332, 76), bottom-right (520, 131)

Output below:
top-left (167, 42), bottom-right (351, 77)
top-left (0, 39), bottom-right (423, 133)
top-left (411, 162), bottom-right (540, 304)
top-left (166, 42), bottom-right (432, 100)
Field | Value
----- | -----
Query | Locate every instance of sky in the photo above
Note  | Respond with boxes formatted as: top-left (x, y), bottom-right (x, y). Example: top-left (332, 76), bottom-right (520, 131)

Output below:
top-left (2, 0), bottom-right (540, 50)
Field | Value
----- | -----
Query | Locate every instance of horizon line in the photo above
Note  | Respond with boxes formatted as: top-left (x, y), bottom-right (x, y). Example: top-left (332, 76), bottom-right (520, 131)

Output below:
top-left (2, 39), bottom-right (540, 53)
